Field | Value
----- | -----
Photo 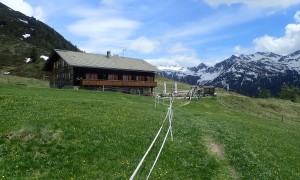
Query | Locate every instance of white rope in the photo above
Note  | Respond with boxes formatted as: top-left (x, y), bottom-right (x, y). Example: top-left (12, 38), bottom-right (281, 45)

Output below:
top-left (168, 97), bottom-right (174, 142)
top-left (146, 125), bottom-right (172, 180)
top-left (129, 105), bottom-right (171, 180)
top-left (168, 107), bottom-right (173, 141)
top-left (146, 98), bottom-right (174, 179)
top-left (130, 94), bottom-right (188, 179)
top-left (154, 95), bottom-right (160, 108)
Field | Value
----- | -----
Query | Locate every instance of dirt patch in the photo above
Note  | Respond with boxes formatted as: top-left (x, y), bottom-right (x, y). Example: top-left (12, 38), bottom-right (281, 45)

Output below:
top-left (204, 136), bottom-right (225, 159)
top-left (2, 128), bottom-right (62, 144)
top-left (227, 166), bottom-right (240, 180)
top-left (2, 133), bottom-right (15, 140)
top-left (204, 136), bottom-right (240, 179)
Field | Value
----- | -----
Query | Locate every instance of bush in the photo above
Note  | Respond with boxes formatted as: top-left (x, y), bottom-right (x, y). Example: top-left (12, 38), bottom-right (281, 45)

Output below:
top-left (279, 85), bottom-right (300, 102)
top-left (259, 89), bottom-right (271, 98)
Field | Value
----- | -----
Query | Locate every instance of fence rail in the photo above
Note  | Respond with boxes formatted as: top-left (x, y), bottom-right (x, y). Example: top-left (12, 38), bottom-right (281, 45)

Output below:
top-left (80, 79), bottom-right (157, 87)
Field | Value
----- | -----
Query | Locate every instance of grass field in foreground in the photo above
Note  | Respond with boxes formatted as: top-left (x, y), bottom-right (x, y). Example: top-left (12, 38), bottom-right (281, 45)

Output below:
top-left (0, 84), bottom-right (299, 179)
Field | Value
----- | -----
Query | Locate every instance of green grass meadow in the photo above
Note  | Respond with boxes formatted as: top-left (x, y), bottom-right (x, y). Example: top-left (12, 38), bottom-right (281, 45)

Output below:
top-left (0, 76), bottom-right (300, 179)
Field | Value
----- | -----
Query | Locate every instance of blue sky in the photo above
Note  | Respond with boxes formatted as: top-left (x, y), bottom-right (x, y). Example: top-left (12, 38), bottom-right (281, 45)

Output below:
top-left (1, 0), bottom-right (300, 67)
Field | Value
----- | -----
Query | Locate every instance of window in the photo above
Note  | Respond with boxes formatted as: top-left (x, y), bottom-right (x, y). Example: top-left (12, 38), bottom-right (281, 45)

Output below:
top-left (123, 75), bottom-right (129, 81)
top-left (89, 74), bottom-right (94, 80)
top-left (66, 72), bottom-right (71, 80)
top-left (53, 61), bottom-right (58, 69)
top-left (108, 74), bottom-right (115, 80)
top-left (136, 76), bottom-right (141, 81)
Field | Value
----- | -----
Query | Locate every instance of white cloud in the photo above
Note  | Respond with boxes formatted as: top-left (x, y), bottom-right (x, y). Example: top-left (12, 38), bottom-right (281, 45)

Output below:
top-left (204, 0), bottom-right (300, 8)
top-left (0, 0), bottom-right (46, 21)
top-left (146, 44), bottom-right (201, 66)
top-left (162, 7), bottom-right (262, 40)
top-left (254, 11), bottom-right (300, 54)
top-left (266, 10), bottom-right (277, 16)
top-left (233, 45), bottom-right (253, 55)
top-left (295, 11), bottom-right (300, 23)
top-left (146, 54), bottom-right (201, 67)
top-left (69, 17), bottom-right (139, 40)
top-left (33, 6), bottom-right (45, 22)
top-left (101, 0), bottom-right (115, 5)
top-left (68, 7), bottom-right (141, 54)
top-left (101, 0), bottom-right (118, 6)
top-left (129, 36), bottom-right (159, 54)
top-left (169, 43), bottom-right (191, 54)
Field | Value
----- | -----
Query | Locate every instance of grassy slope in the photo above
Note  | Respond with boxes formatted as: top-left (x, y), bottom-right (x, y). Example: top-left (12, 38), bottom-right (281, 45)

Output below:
top-left (0, 78), bottom-right (300, 179)
top-left (0, 74), bottom-right (48, 88)
top-left (155, 75), bottom-right (191, 93)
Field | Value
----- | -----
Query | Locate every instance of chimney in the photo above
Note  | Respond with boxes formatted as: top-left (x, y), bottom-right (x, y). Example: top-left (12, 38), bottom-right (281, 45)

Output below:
top-left (107, 51), bottom-right (111, 58)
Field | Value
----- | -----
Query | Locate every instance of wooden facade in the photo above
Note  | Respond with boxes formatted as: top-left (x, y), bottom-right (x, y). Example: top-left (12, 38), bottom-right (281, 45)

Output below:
top-left (43, 50), bottom-right (158, 95)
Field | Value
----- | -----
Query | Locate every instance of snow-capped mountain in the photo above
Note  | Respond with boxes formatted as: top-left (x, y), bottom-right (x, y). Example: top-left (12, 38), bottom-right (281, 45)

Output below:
top-left (158, 50), bottom-right (300, 96)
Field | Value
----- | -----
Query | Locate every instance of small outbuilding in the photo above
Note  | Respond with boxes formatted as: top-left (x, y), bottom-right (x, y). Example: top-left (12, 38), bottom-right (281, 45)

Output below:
top-left (203, 86), bottom-right (216, 96)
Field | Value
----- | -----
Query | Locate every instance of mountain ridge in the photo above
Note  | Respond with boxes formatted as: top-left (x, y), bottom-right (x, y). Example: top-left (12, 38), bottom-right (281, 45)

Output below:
top-left (158, 50), bottom-right (300, 96)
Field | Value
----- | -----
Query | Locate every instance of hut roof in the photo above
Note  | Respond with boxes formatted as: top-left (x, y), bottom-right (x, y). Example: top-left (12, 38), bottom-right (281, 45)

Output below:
top-left (43, 49), bottom-right (159, 72)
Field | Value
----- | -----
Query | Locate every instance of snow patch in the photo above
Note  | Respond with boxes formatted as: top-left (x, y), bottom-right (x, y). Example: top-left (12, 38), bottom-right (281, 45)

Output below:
top-left (235, 74), bottom-right (242, 78)
top-left (246, 71), bottom-right (257, 78)
top-left (40, 55), bottom-right (49, 61)
top-left (22, 34), bottom-right (31, 38)
top-left (25, 58), bottom-right (32, 63)
top-left (157, 65), bottom-right (197, 76)
top-left (197, 70), bottom-right (222, 85)
top-left (18, 18), bottom-right (28, 24)
top-left (3, 71), bottom-right (10, 75)
top-left (157, 65), bottom-right (184, 72)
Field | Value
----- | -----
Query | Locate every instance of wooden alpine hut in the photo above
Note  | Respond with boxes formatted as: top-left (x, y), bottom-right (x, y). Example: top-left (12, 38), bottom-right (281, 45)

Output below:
top-left (43, 49), bottom-right (159, 95)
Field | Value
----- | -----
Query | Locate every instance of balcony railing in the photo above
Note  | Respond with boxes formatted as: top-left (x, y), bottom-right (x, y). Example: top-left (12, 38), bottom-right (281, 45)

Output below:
top-left (80, 79), bottom-right (157, 87)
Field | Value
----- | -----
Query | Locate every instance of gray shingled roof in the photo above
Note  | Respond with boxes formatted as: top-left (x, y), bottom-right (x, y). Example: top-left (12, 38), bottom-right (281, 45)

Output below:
top-left (54, 49), bottom-right (159, 72)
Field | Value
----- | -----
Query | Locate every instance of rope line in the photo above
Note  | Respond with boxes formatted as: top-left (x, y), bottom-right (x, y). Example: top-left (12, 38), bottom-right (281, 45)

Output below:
top-left (129, 102), bottom-right (171, 180)
top-left (146, 98), bottom-right (174, 179)
top-left (146, 125), bottom-right (172, 180)
top-left (131, 94), bottom-right (189, 179)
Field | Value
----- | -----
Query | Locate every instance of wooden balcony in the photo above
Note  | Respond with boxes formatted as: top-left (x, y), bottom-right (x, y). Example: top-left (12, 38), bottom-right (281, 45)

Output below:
top-left (80, 79), bottom-right (157, 87)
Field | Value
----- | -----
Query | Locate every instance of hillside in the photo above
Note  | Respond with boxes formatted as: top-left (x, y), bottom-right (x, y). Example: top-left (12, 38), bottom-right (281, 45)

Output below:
top-left (0, 74), bottom-right (48, 88)
top-left (0, 2), bottom-right (79, 79)
top-left (0, 80), bottom-right (299, 179)
top-left (154, 75), bottom-right (191, 93)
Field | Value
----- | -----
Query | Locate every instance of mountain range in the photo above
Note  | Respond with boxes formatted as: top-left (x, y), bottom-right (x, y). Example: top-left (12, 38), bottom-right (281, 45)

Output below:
top-left (158, 51), bottom-right (300, 96)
